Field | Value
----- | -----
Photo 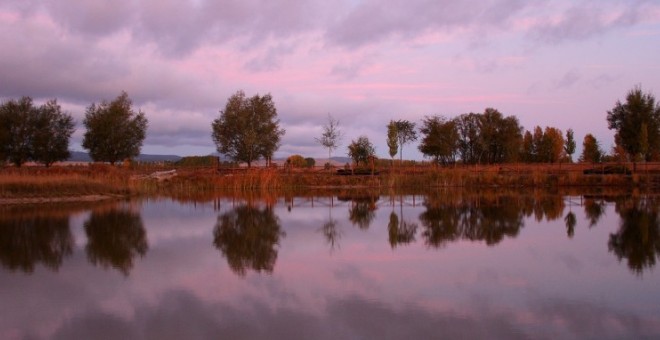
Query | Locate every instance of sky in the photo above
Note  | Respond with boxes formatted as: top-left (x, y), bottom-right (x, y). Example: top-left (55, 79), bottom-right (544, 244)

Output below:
top-left (1, 0), bottom-right (659, 160)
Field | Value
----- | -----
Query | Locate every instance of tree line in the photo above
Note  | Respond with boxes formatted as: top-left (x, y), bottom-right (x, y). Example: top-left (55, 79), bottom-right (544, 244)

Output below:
top-left (1, 86), bottom-right (658, 168)
top-left (0, 91), bottom-right (147, 167)
top-left (339, 86), bottom-right (659, 168)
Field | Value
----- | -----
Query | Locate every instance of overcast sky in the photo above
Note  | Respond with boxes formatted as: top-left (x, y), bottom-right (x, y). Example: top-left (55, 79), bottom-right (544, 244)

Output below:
top-left (1, 0), bottom-right (659, 159)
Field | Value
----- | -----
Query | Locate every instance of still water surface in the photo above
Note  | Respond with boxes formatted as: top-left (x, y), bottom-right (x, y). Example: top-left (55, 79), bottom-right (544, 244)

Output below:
top-left (1, 191), bottom-right (660, 339)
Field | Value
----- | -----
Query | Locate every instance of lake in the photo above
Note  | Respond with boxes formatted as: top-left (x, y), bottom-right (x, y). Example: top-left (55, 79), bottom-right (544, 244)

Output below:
top-left (1, 190), bottom-right (660, 339)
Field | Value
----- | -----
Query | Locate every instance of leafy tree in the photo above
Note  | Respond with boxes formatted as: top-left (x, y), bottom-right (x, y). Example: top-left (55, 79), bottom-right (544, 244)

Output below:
top-left (304, 157), bottom-right (315, 168)
top-left (0, 97), bottom-right (38, 167)
top-left (286, 154), bottom-right (306, 168)
top-left (212, 91), bottom-right (285, 168)
top-left (386, 120), bottom-right (398, 161)
top-left (479, 108), bottom-right (522, 164)
top-left (316, 114), bottom-right (343, 161)
top-left (347, 136), bottom-right (375, 167)
top-left (418, 115), bottom-right (458, 165)
top-left (455, 113), bottom-right (481, 164)
top-left (390, 120), bottom-right (417, 162)
top-left (521, 130), bottom-right (535, 162)
top-left (564, 128), bottom-right (576, 162)
top-left (32, 99), bottom-right (75, 167)
top-left (82, 92), bottom-right (148, 165)
top-left (607, 86), bottom-right (660, 169)
top-left (580, 134), bottom-right (602, 163)
top-left (541, 126), bottom-right (565, 163)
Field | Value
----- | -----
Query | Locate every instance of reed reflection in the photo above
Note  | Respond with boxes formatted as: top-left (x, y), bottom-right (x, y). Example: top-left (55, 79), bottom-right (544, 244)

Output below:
top-left (213, 204), bottom-right (284, 276)
top-left (609, 196), bottom-right (660, 275)
top-left (84, 207), bottom-right (148, 276)
top-left (0, 207), bottom-right (73, 273)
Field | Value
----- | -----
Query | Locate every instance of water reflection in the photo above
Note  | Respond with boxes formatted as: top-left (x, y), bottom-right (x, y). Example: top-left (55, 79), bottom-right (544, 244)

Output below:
top-left (388, 197), bottom-right (418, 248)
top-left (84, 207), bottom-right (148, 276)
top-left (341, 194), bottom-right (378, 230)
top-left (213, 204), bottom-right (284, 276)
top-left (609, 196), bottom-right (660, 275)
top-left (419, 194), bottom-right (524, 247)
top-left (0, 207), bottom-right (73, 273)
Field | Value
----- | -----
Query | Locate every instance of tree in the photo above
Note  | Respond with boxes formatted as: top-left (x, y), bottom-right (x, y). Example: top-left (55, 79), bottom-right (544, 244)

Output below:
top-left (347, 136), bottom-right (375, 167)
top-left (455, 113), bottom-right (482, 164)
top-left (286, 154), bottom-right (306, 168)
top-left (607, 86), bottom-right (660, 169)
top-left (478, 108), bottom-right (522, 164)
top-left (212, 91), bottom-right (285, 168)
top-left (315, 114), bottom-right (342, 161)
top-left (0, 97), bottom-right (38, 167)
top-left (580, 134), bottom-right (602, 163)
top-left (564, 128), bottom-right (576, 162)
top-left (541, 127), bottom-right (564, 163)
top-left (82, 91), bottom-right (148, 165)
top-left (32, 99), bottom-right (75, 167)
top-left (386, 120), bottom-right (398, 161)
top-left (390, 120), bottom-right (417, 162)
top-left (418, 115), bottom-right (458, 165)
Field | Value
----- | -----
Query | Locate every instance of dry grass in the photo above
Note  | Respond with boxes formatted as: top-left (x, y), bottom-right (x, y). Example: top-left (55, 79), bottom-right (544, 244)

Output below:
top-left (3, 162), bottom-right (660, 200)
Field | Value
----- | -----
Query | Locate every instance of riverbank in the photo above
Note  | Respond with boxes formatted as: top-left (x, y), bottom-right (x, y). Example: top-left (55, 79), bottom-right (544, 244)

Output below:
top-left (2, 163), bottom-right (660, 202)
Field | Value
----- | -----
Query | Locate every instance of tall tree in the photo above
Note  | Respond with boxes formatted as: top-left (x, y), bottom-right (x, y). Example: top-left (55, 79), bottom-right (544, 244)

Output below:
top-left (315, 114), bottom-right (343, 161)
top-left (0, 97), bottom-right (38, 167)
top-left (32, 99), bottom-right (75, 167)
top-left (347, 136), bottom-right (375, 167)
top-left (82, 91), bottom-right (148, 165)
top-left (390, 120), bottom-right (417, 162)
top-left (479, 108), bottom-right (522, 164)
top-left (455, 113), bottom-right (482, 164)
top-left (607, 86), bottom-right (660, 169)
top-left (386, 120), bottom-right (398, 162)
top-left (418, 115), bottom-right (458, 165)
top-left (580, 134), bottom-right (602, 163)
top-left (564, 128), bottom-right (576, 162)
top-left (212, 91), bottom-right (284, 168)
top-left (541, 127), bottom-right (565, 163)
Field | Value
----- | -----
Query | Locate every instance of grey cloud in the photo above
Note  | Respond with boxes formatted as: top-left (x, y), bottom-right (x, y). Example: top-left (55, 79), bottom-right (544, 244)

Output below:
top-left (555, 69), bottom-right (582, 89)
top-left (325, 0), bottom-right (530, 49)
top-left (528, 2), bottom-right (650, 44)
top-left (45, 0), bottom-right (135, 37)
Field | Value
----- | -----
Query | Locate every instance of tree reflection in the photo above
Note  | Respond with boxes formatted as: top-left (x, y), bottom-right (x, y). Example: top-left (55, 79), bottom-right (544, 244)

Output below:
top-left (564, 212), bottom-right (577, 238)
top-left (420, 195), bottom-right (524, 248)
top-left (0, 214), bottom-right (73, 273)
top-left (608, 197), bottom-right (660, 275)
top-left (84, 208), bottom-right (148, 276)
top-left (584, 197), bottom-right (606, 227)
top-left (321, 218), bottom-right (341, 251)
top-left (345, 195), bottom-right (378, 230)
top-left (388, 212), bottom-right (417, 248)
top-left (213, 204), bottom-right (284, 276)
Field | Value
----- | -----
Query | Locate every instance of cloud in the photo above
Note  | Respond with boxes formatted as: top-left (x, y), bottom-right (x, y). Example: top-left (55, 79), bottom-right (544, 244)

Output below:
top-left (528, 1), bottom-right (655, 44)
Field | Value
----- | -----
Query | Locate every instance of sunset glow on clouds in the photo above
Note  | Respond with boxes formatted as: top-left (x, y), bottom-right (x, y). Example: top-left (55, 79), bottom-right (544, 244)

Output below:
top-left (1, 0), bottom-right (659, 159)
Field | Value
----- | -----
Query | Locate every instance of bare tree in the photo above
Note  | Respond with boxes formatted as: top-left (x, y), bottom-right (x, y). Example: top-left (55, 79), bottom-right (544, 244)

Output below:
top-left (315, 114), bottom-right (343, 162)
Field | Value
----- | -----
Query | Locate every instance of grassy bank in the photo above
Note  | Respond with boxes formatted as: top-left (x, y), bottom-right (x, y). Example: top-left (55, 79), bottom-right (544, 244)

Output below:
top-left (2, 163), bottom-right (660, 201)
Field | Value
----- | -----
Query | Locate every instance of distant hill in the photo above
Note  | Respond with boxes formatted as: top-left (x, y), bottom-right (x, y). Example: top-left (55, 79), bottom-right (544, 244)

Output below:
top-left (68, 151), bottom-right (182, 163)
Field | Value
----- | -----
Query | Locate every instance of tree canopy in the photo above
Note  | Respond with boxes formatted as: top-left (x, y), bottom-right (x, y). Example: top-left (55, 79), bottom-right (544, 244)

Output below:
top-left (0, 97), bottom-right (74, 167)
top-left (386, 119), bottom-right (417, 162)
top-left (82, 91), bottom-right (148, 164)
top-left (418, 115), bottom-right (458, 165)
top-left (348, 136), bottom-right (376, 167)
top-left (607, 86), bottom-right (660, 163)
top-left (212, 91), bottom-right (285, 167)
